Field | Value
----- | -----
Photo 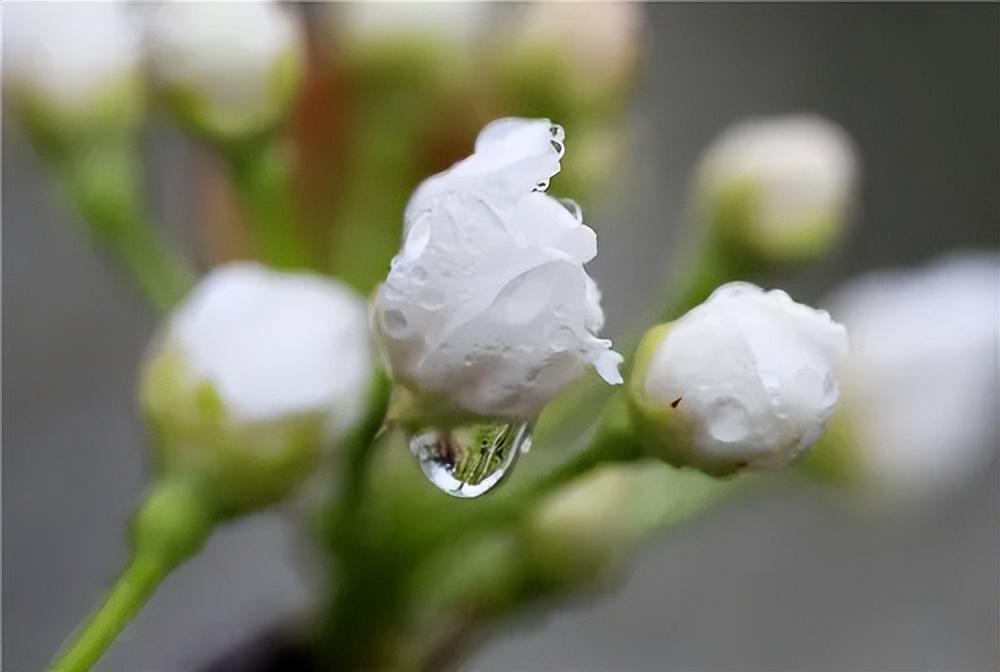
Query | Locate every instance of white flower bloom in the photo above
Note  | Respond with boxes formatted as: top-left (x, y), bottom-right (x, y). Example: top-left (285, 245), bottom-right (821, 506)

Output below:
top-left (4, 2), bottom-right (143, 112)
top-left (825, 252), bottom-right (999, 502)
top-left (152, 262), bottom-right (373, 438)
top-left (696, 114), bottom-right (858, 260)
top-left (144, 1), bottom-right (304, 138)
top-left (374, 118), bottom-right (622, 422)
top-left (631, 282), bottom-right (849, 475)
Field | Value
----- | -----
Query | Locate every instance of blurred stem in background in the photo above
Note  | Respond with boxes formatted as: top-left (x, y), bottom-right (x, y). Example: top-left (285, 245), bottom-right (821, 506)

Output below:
top-left (326, 76), bottom-right (431, 292)
top-left (223, 137), bottom-right (315, 271)
top-left (490, 2), bottom-right (641, 205)
top-left (53, 138), bottom-right (195, 312)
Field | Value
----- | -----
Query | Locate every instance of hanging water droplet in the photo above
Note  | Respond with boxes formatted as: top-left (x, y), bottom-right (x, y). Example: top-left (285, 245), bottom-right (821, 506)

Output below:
top-left (534, 178), bottom-right (551, 192)
top-left (409, 421), bottom-right (533, 498)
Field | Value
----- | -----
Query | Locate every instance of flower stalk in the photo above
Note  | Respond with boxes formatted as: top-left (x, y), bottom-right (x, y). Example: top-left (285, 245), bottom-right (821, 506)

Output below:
top-left (51, 478), bottom-right (213, 672)
top-left (224, 138), bottom-right (314, 270)
top-left (56, 139), bottom-right (195, 311)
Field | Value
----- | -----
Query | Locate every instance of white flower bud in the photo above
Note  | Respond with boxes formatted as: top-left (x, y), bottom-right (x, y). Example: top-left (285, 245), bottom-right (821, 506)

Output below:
top-left (141, 263), bottom-right (373, 513)
top-left (696, 115), bottom-right (858, 262)
top-left (630, 282), bottom-right (849, 476)
top-left (824, 252), bottom-right (999, 503)
top-left (330, 1), bottom-right (489, 50)
top-left (374, 118), bottom-right (622, 423)
top-left (5, 2), bottom-right (144, 142)
top-left (144, 1), bottom-right (304, 141)
top-left (525, 464), bottom-right (637, 584)
top-left (500, 1), bottom-right (641, 102)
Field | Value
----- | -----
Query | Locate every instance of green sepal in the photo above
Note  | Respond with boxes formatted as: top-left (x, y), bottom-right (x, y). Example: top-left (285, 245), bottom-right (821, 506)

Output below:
top-left (141, 347), bottom-right (324, 518)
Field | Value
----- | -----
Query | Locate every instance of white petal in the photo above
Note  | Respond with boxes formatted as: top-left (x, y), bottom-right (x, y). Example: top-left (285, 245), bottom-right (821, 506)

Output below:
top-left (404, 117), bottom-right (563, 224)
top-left (377, 119), bottom-right (620, 420)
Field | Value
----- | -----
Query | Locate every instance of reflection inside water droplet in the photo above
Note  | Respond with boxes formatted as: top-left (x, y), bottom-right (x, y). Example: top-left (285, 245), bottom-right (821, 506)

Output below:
top-left (409, 421), bottom-right (533, 498)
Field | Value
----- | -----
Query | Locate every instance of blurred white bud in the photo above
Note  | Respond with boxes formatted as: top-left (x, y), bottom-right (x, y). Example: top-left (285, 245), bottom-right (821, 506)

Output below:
top-left (630, 282), bottom-right (849, 476)
top-left (4, 2), bottom-right (144, 142)
top-left (500, 1), bottom-right (641, 102)
top-left (525, 464), bottom-right (637, 584)
top-left (374, 117), bottom-right (622, 423)
top-left (142, 263), bottom-right (374, 513)
top-left (696, 114), bottom-right (858, 262)
top-left (824, 252), bottom-right (999, 503)
top-left (330, 1), bottom-right (489, 50)
top-left (144, 1), bottom-right (305, 141)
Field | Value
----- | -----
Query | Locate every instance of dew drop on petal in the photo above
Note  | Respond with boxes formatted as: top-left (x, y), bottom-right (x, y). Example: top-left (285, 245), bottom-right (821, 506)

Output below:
top-left (707, 397), bottom-right (752, 443)
top-left (408, 421), bottom-right (533, 498)
top-left (558, 197), bottom-right (583, 222)
top-left (382, 309), bottom-right (408, 335)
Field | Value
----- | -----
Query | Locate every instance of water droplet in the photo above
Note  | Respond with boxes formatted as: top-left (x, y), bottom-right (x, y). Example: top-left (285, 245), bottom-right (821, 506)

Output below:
top-left (382, 309), bottom-right (408, 334)
top-left (707, 398), bottom-right (752, 443)
top-left (549, 124), bottom-right (565, 143)
top-left (558, 198), bottom-right (583, 222)
top-left (550, 139), bottom-right (565, 159)
top-left (409, 421), bottom-right (533, 498)
top-left (534, 178), bottom-right (551, 192)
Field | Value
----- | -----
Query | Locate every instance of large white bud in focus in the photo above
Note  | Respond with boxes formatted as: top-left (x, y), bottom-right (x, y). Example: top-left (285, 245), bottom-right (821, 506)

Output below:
top-left (374, 118), bottom-right (622, 424)
top-left (630, 282), bottom-right (849, 476)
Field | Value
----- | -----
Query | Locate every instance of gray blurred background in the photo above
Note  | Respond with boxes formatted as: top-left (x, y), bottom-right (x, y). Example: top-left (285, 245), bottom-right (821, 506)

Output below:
top-left (4, 4), bottom-right (999, 671)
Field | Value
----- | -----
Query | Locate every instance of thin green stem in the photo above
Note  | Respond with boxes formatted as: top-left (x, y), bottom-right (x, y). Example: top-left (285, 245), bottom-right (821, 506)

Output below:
top-left (225, 138), bottom-right (314, 270)
top-left (58, 140), bottom-right (195, 312)
top-left (325, 369), bottom-right (391, 546)
top-left (51, 478), bottom-right (214, 672)
top-left (51, 553), bottom-right (168, 672)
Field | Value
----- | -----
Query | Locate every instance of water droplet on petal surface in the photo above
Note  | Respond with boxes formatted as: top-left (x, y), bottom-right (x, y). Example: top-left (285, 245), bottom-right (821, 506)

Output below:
top-left (707, 398), bottom-right (752, 443)
top-left (558, 198), bottom-right (583, 222)
top-left (382, 309), bottom-right (408, 335)
top-left (409, 421), bottom-right (533, 498)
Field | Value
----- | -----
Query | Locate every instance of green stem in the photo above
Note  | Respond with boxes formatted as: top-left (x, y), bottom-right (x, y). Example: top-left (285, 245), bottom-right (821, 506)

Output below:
top-left (51, 478), bottom-right (214, 672)
top-left (225, 138), bottom-right (314, 270)
top-left (326, 82), bottom-right (430, 293)
top-left (58, 140), bottom-right (195, 312)
top-left (324, 369), bottom-right (391, 545)
top-left (51, 553), bottom-right (168, 672)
